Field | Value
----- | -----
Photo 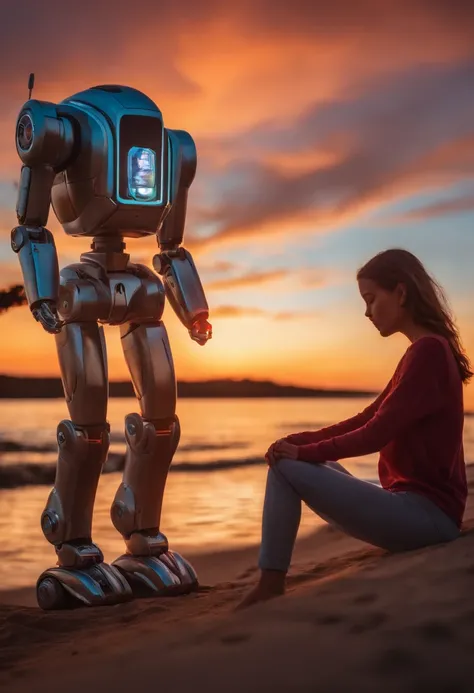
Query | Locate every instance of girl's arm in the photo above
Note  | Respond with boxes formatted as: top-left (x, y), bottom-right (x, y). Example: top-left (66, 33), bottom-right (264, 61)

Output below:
top-left (296, 338), bottom-right (448, 463)
top-left (284, 380), bottom-right (393, 446)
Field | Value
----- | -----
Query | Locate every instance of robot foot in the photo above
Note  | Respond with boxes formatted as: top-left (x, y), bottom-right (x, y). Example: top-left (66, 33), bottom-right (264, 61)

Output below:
top-left (36, 562), bottom-right (133, 611)
top-left (112, 550), bottom-right (198, 598)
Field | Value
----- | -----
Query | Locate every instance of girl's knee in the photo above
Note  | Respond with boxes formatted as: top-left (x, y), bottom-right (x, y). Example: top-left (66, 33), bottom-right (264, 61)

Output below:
top-left (270, 458), bottom-right (293, 483)
top-left (273, 458), bottom-right (312, 484)
top-left (273, 457), bottom-right (299, 473)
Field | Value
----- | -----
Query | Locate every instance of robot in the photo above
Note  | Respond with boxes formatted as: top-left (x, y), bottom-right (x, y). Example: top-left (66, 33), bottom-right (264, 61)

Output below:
top-left (11, 76), bottom-right (212, 610)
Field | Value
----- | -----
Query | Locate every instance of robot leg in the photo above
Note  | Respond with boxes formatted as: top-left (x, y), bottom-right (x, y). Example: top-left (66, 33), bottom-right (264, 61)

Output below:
top-left (36, 322), bottom-right (132, 610)
top-left (110, 320), bottom-right (198, 596)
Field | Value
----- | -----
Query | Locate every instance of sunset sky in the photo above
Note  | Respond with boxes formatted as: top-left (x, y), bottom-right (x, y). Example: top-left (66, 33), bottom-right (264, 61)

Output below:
top-left (0, 1), bottom-right (473, 406)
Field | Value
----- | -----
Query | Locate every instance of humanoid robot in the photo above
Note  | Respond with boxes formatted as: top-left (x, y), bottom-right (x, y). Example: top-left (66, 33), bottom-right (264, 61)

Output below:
top-left (11, 77), bottom-right (212, 610)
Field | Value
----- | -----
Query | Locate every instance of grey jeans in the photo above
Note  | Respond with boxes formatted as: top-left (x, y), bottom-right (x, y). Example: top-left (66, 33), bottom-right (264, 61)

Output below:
top-left (258, 458), bottom-right (461, 572)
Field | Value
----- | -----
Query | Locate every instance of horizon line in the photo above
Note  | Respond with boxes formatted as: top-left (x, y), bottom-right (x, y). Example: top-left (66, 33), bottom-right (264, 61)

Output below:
top-left (0, 373), bottom-right (377, 392)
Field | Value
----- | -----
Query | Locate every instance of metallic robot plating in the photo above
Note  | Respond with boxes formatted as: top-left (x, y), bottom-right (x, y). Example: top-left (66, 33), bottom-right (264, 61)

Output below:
top-left (11, 79), bottom-right (213, 610)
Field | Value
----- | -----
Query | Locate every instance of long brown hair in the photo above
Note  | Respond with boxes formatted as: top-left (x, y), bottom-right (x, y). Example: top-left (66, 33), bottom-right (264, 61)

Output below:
top-left (357, 248), bottom-right (473, 385)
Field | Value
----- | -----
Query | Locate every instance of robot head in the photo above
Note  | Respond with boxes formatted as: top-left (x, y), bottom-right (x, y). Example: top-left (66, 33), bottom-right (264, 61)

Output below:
top-left (15, 85), bottom-right (197, 238)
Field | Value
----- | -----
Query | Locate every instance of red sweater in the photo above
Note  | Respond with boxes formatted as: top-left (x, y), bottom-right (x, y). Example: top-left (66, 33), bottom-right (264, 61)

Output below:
top-left (287, 336), bottom-right (467, 528)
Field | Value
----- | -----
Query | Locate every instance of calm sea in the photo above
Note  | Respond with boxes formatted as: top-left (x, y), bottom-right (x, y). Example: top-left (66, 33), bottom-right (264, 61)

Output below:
top-left (1, 397), bottom-right (473, 589)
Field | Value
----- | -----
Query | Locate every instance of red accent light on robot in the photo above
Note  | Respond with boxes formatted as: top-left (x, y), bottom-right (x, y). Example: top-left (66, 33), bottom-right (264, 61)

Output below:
top-left (192, 317), bottom-right (212, 332)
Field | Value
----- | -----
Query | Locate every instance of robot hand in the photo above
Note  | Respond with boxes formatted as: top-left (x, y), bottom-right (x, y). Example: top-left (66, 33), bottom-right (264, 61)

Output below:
top-left (189, 316), bottom-right (212, 346)
top-left (32, 300), bottom-right (64, 334)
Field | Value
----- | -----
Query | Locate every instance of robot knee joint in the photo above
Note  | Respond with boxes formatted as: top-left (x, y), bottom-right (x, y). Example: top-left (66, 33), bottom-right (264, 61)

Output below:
top-left (41, 419), bottom-right (110, 546)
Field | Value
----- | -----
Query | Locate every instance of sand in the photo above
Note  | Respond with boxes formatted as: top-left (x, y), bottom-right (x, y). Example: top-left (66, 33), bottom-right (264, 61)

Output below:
top-left (2, 468), bottom-right (474, 693)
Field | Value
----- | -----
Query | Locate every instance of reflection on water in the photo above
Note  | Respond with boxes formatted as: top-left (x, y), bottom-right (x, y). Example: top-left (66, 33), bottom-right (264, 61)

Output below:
top-left (0, 397), bottom-right (472, 590)
top-left (0, 397), bottom-right (377, 463)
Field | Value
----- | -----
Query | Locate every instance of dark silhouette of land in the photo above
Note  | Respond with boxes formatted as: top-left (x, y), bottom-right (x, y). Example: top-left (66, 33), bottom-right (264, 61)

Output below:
top-left (0, 375), bottom-right (377, 399)
top-left (0, 285), bottom-right (26, 314)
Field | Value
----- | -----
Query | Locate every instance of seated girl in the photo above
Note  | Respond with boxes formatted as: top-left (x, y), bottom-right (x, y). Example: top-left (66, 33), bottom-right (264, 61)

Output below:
top-left (238, 248), bottom-right (471, 609)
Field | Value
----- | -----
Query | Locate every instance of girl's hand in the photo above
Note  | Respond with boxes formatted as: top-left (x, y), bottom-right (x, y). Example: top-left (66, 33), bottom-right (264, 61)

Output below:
top-left (265, 439), bottom-right (283, 466)
top-left (274, 440), bottom-right (299, 460)
top-left (266, 439), bottom-right (299, 465)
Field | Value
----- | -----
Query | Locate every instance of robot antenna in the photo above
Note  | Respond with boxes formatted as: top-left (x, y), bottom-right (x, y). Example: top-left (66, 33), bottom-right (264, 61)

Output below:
top-left (28, 73), bottom-right (35, 99)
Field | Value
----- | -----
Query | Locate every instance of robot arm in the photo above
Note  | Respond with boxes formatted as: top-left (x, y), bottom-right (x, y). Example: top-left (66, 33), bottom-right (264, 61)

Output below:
top-left (11, 100), bottom-right (75, 334)
top-left (152, 130), bottom-right (212, 346)
top-left (12, 224), bottom-right (62, 333)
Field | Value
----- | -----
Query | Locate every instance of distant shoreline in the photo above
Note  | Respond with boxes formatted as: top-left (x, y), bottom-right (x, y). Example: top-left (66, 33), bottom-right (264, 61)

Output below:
top-left (0, 374), bottom-right (377, 399)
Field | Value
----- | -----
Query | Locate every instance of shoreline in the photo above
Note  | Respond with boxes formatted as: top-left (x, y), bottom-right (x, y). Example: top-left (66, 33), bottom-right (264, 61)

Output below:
top-left (0, 525), bottom-right (336, 607)
top-left (0, 520), bottom-right (354, 607)
top-left (0, 452), bottom-right (269, 489)
top-left (0, 375), bottom-right (378, 399)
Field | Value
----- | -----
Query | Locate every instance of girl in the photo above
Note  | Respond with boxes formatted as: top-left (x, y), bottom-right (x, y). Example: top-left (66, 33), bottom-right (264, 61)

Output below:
top-left (238, 248), bottom-right (472, 609)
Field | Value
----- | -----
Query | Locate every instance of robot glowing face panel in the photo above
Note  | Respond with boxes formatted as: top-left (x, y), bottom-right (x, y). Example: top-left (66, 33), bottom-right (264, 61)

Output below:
top-left (117, 115), bottom-right (165, 206)
top-left (128, 147), bottom-right (157, 201)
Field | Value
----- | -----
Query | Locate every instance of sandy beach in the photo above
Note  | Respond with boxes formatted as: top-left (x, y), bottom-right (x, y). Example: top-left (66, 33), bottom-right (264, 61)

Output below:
top-left (1, 465), bottom-right (474, 693)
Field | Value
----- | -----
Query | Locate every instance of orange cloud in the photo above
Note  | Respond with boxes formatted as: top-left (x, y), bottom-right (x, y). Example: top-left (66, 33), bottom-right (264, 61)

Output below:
top-left (212, 305), bottom-right (267, 318)
top-left (186, 60), bottom-right (474, 247)
top-left (205, 265), bottom-right (335, 293)
top-left (207, 270), bottom-right (283, 291)
top-left (201, 260), bottom-right (236, 274)
top-left (212, 304), bottom-right (320, 320)
top-left (386, 192), bottom-right (474, 224)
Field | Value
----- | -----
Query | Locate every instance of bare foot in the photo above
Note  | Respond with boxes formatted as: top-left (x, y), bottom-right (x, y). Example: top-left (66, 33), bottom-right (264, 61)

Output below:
top-left (235, 585), bottom-right (285, 610)
top-left (235, 570), bottom-right (286, 610)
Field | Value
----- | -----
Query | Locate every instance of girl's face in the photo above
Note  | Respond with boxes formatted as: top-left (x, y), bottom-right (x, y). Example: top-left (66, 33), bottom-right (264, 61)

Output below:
top-left (358, 277), bottom-right (407, 337)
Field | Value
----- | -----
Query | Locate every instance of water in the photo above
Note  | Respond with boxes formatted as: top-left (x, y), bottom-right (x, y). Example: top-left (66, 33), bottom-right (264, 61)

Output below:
top-left (0, 397), bottom-right (473, 590)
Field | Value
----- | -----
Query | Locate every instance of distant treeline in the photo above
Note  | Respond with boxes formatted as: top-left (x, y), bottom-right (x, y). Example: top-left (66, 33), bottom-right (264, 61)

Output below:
top-left (0, 285), bottom-right (26, 314)
top-left (0, 375), bottom-right (377, 399)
